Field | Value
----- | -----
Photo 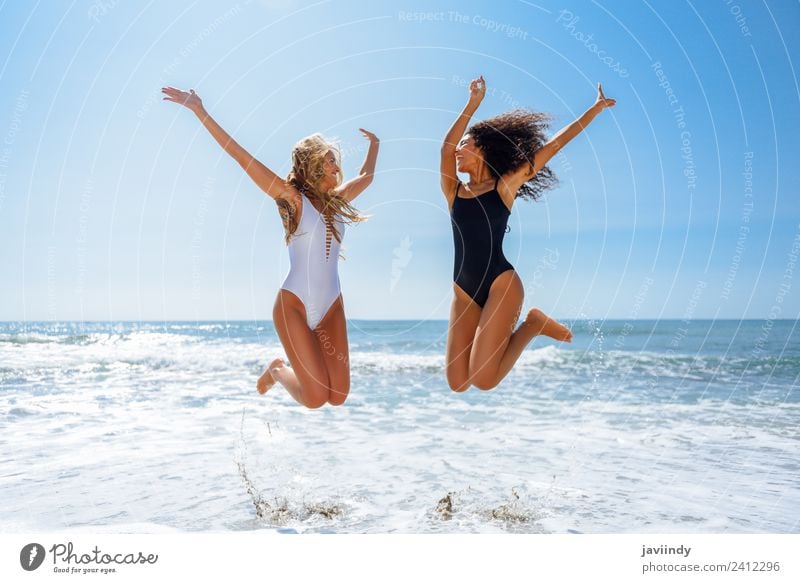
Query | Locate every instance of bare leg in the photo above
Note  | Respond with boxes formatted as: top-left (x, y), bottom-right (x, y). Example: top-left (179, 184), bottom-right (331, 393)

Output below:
top-left (256, 357), bottom-right (285, 394)
top-left (469, 271), bottom-right (572, 390)
top-left (445, 284), bottom-right (482, 392)
top-left (267, 290), bottom-right (334, 409)
top-left (267, 360), bottom-right (309, 404)
top-left (489, 308), bottom-right (572, 385)
top-left (312, 296), bottom-right (351, 406)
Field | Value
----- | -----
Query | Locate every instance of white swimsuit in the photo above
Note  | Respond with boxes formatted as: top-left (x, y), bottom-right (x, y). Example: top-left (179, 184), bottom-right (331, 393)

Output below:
top-left (281, 195), bottom-right (344, 329)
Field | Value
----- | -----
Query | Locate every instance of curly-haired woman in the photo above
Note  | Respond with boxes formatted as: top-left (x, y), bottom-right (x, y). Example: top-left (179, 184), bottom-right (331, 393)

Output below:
top-left (162, 86), bottom-right (379, 408)
top-left (440, 76), bottom-right (615, 392)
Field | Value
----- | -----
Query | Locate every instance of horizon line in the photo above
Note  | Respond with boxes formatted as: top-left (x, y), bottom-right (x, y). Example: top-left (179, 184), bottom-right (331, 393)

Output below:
top-left (1, 318), bottom-right (798, 323)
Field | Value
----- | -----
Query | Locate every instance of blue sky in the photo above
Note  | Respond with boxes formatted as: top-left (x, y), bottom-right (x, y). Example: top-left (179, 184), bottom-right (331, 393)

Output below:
top-left (0, 0), bottom-right (798, 321)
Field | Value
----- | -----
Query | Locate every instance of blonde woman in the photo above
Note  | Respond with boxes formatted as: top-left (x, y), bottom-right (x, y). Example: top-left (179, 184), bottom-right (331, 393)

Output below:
top-left (162, 86), bottom-right (379, 408)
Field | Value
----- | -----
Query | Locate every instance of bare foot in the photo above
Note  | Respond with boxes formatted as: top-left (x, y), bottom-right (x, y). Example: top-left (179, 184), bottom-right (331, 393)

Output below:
top-left (257, 358), bottom-right (285, 394)
top-left (525, 308), bottom-right (573, 342)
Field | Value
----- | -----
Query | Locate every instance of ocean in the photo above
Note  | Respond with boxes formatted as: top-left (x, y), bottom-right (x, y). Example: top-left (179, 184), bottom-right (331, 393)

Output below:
top-left (1, 319), bottom-right (797, 533)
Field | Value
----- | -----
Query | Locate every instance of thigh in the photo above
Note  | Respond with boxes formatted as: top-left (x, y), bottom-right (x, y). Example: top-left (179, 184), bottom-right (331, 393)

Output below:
top-left (273, 290), bottom-right (331, 401)
top-left (469, 270), bottom-right (524, 378)
top-left (314, 295), bottom-right (350, 405)
top-left (445, 284), bottom-right (482, 392)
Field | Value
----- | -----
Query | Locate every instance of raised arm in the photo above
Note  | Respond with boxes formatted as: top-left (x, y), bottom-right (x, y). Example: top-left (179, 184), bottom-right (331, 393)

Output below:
top-left (334, 128), bottom-right (380, 202)
top-left (161, 86), bottom-right (295, 200)
top-left (505, 83), bottom-right (616, 189)
top-left (440, 76), bottom-right (485, 203)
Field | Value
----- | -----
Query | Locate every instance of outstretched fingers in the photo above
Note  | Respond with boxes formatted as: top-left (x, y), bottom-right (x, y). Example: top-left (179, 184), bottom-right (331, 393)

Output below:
top-left (595, 82), bottom-right (616, 108)
top-left (358, 127), bottom-right (378, 142)
top-left (161, 86), bottom-right (183, 103)
top-left (161, 86), bottom-right (202, 110)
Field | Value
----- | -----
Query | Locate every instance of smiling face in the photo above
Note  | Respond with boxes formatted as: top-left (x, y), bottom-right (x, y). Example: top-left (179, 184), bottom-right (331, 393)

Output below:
top-left (322, 150), bottom-right (341, 185)
top-left (289, 134), bottom-right (344, 196)
top-left (455, 134), bottom-right (484, 174)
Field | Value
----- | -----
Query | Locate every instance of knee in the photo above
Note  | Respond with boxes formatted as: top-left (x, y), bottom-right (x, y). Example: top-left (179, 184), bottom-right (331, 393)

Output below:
top-left (327, 387), bottom-right (349, 406)
top-left (468, 364), bottom-right (498, 391)
top-left (304, 381), bottom-right (332, 409)
top-left (472, 378), bottom-right (499, 391)
top-left (447, 374), bottom-right (471, 393)
top-left (304, 376), bottom-right (337, 409)
top-left (305, 395), bottom-right (329, 409)
top-left (325, 376), bottom-right (349, 406)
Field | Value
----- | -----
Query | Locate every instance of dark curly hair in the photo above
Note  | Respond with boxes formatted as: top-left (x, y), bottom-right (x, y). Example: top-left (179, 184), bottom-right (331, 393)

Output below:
top-left (468, 109), bottom-right (559, 201)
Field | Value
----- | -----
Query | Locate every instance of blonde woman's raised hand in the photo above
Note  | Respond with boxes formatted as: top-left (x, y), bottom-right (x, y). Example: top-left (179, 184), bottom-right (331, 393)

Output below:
top-left (161, 86), bottom-right (204, 113)
top-left (358, 128), bottom-right (379, 144)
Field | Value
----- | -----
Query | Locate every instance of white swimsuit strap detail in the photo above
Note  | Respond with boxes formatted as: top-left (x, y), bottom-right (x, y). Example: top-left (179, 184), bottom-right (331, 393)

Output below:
top-left (281, 194), bottom-right (344, 329)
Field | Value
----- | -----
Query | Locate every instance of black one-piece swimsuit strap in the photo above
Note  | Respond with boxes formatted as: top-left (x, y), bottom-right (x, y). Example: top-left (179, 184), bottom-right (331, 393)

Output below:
top-left (450, 178), bottom-right (514, 308)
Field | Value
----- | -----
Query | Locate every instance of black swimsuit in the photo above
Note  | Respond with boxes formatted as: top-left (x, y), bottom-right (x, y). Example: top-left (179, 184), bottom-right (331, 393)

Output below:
top-left (450, 179), bottom-right (514, 308)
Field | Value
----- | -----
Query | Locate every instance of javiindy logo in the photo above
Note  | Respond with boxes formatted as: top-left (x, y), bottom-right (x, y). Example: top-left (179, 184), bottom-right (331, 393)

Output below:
top-left (20, 543), bottom-right (46, 571)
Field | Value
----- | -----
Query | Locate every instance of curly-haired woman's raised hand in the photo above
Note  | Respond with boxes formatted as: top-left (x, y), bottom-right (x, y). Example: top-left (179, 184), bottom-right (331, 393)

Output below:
top-left (467, 75), bottom-right (486, 108)
top-left (593, 83), bottom-right (616, 111)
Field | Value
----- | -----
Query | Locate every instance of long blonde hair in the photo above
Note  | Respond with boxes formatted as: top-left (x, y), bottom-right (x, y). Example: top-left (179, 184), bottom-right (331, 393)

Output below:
top-left (278, 133), bottom-right (366, 244)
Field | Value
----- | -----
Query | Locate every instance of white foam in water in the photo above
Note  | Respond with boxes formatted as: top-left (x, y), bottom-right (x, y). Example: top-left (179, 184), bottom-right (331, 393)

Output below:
top-left (1, 322), bottom-right (798, 533)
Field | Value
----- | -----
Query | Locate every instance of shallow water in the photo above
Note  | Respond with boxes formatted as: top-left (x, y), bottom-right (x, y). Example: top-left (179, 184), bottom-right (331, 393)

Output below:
top-left (1, 319), bottom-right (798, 533)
